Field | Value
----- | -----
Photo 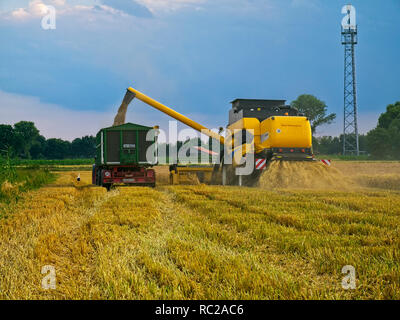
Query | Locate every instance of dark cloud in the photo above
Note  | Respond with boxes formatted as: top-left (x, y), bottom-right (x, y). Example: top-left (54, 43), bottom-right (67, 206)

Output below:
top-left (100, 0), bottom-right (152, 18)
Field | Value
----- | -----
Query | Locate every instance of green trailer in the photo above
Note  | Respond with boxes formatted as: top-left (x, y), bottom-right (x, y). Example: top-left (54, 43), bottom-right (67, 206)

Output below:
top-left (92, 123), bottom-right (158, 190)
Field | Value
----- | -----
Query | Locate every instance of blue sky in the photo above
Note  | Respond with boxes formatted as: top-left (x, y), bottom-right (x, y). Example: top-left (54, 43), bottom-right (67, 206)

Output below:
top-left (0, 0), bottom-right (399, 140)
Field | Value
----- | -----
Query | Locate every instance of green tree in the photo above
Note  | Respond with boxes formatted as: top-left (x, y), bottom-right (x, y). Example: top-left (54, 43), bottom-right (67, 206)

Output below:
top-left (387, 118), bottom-right (400, 158)
top-left (377, 102), bottom-right (400, 129)
top-left (44, 139), bottom-right (71, 159)
top-left (30, 135), bottom-right (47, 159)
top-left (367, 101), bottom-right (400, 159)
top-left (367, 128), bottom-right (392, 158)
top-left (1, 121), bottom-right (100, 160)
top-left (291, 94), bottom-right (336, 134)
top-left (358, 134), bottom-right (369, 154)
top-left (0, 124), bottom-right (17, 156)
top-left (71, 136), bottom-right (96, 158)
top-left (314, 136), bottom-right (341, 155)
top-left (13, 121), bottom-right (40, 158)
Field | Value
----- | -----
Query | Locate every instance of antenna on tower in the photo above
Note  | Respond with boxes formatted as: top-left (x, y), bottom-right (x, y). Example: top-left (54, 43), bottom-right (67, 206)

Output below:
top-left (341, 4), bottom-right (359, 156)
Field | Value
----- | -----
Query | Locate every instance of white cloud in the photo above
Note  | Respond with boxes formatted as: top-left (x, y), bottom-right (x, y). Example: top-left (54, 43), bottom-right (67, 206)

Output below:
top-left (100, 0), bottom-right (152, 17)
top-left (93, 4), bottom-right (129, 16)
top-left (2, 0), bottom-right (127, 22)
top-left (2, 0), bottom-right (206, 21)
top-left (10, 8), bottom-right (30, 19)
top-left (10, 0), bottom-right (49, 19)
top-left (136, 0), bottom-right (206, 13)
top-left (51, 0), bottom-right (66, 5)
top-left (4, 0), bottom-right (89, 21)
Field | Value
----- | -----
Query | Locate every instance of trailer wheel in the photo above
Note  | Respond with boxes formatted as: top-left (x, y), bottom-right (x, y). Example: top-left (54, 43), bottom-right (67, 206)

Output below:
top-left (97, 169), bottom-right (102, 186)
top-left (92, 164), bottom-right (96, 185)
top-left (104, 184), bottom-right (112, 192)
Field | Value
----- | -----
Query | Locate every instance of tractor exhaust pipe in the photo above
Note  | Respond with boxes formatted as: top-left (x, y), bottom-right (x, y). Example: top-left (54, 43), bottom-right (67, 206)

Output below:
top-left (113, 89), bottom-right (137, 126)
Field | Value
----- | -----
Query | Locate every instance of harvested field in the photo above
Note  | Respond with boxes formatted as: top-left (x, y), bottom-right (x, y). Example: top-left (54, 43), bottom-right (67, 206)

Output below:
top-left (0, 161), bottom-right (399, 300)
top-left (333, 161), bottom-right (400, 176)
top-left (334, 161), bottom-right (400, 190)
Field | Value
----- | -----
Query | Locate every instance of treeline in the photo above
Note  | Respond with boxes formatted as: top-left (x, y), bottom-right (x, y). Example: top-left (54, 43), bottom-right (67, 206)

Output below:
top-left (313, 135), bottom-right (369, 155)
top-left (1, 101), bottom-right (399, 160)
top-left (314, 101), bottom-right (400, 159)
top-left (0, 122), bottom-right (213, 162)
top-left (0, 122), bottom-right (96, 159)
top-left (366, 101), bottom-right (400, 159)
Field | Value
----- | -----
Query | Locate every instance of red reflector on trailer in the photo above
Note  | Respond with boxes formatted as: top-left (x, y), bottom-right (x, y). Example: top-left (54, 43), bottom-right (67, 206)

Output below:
top-left (301, 149), bottom-right (305, 153)
top-left (290, 149), bottom-right (294, 153)
top-left (279, 148), bottom-right (283, 153)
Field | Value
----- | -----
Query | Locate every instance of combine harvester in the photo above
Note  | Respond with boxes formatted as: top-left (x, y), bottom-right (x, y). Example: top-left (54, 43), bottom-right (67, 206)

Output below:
top-left (117, 87), bottom-right (318, 187)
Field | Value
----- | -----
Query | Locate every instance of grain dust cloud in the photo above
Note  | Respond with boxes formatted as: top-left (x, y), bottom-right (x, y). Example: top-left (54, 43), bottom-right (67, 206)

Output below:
top-left (113, 101), bottom-right (129, 126)
top-left (259, 161), bottom-right (356, 190)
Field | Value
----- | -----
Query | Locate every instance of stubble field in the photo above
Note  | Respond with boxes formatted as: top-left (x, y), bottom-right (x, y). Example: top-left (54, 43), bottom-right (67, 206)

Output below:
top-left (0, 162), bottom-right (399, 299)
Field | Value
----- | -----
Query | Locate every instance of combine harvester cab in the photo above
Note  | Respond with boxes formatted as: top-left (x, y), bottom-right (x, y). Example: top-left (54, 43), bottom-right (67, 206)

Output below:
top-left (92, 123), bottom-right (157, 190)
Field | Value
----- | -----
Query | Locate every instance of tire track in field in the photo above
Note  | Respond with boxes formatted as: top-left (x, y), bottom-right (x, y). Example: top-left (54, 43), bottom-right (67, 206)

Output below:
top-left (32, 186), bottom-right (121, 299)
top-left (185, 186), bottom-right (400, 238)
top-left (0, 173), bottom-right (119, 299)
top-left (162, 186), bottom-right (355, 299)
top-left (166, 186), bottom-right (400, 299)
top-left (89, 186), bottom-right (338, 299)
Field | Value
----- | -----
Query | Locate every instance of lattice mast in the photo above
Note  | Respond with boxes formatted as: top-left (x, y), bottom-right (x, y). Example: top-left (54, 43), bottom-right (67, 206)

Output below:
top-left (341, 6), bottom-right (359, 155)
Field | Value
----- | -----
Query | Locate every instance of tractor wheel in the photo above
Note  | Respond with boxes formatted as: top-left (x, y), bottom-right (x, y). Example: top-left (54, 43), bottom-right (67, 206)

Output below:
top-left (97, 169), bottom-right (103, 186)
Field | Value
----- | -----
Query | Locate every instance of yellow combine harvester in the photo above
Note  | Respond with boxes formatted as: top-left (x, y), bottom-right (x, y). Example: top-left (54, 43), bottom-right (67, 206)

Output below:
top-left (119, 87), bottom-right (314, 186)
